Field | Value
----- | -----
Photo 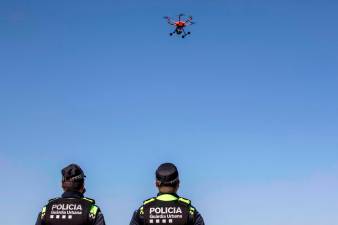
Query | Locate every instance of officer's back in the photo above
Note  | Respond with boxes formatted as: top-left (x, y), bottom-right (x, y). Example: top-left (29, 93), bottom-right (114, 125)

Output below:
top-left (129, 163), bottom-right (205, 225)
top-left (35, 164), bottom-right (105, 225)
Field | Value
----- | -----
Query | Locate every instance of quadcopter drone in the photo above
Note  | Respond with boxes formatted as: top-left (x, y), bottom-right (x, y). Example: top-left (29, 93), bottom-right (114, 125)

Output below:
top-left (163, 14), bottom-right (195, 38)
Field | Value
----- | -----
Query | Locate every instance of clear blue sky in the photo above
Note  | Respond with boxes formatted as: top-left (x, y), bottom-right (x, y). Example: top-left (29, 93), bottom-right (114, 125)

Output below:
top-left (1, 0), bottom-right (338, 225)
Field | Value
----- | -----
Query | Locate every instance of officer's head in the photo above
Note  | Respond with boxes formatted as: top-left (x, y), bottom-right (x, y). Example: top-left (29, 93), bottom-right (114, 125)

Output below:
top-left (155, 163), bottom-right (180, 193)
top-left (61, 164), bottom-right (86, 193)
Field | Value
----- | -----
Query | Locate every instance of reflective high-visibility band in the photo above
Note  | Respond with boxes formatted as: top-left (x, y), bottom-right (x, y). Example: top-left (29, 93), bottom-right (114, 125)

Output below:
top-left (140, 206), bottom-right (144, 215)
top-left (83, 197), bottom-right (95, 203)
top-left (189, 207), bottom-right (195, 215)
top-left (90, 205), bottom-right (98, 216)
top-left (143, 198), bottom-right (156, 205)
top-left (178, 197), bottom-right (191, 205)
top-left (41, 206), bottom-right (47, 219)
top-left (156, 194), bottom-right (178, 201)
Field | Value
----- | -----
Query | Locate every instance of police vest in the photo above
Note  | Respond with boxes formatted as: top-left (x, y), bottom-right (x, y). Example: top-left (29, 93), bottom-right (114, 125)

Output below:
top-left (40, 197), bottom-right (99, 225)
top-left (140, 194), bottom-right (195, 225)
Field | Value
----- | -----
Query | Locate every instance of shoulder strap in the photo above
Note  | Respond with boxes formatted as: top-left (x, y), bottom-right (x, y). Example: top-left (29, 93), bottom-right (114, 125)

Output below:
top-left (143, 197), bottom-right (156, 205)
top-left (82, 197), bottom-right (96, 204)
top-left (178, 197), bottom-right (191, 205)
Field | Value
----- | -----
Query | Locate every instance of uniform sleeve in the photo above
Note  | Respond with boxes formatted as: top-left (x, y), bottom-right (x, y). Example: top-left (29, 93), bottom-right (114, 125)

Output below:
top-left (129, 210), bottom-right (142, 225)
top-left (93, 210), bottom-right (106, 225)
top-left (193, 210), bottom-right (205, 225)
top-left (35, 212), bottom-right (43, 225)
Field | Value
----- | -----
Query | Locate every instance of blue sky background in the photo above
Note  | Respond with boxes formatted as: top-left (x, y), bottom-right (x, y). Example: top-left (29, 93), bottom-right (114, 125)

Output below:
top-left (1, 0), bottom-right (338, 225)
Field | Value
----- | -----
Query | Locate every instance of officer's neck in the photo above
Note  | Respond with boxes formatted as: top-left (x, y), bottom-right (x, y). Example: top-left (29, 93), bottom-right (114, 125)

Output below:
top-left (158, 185), bottom-right (178, 193)
top-left (158, 186), bottom-right (179, 196)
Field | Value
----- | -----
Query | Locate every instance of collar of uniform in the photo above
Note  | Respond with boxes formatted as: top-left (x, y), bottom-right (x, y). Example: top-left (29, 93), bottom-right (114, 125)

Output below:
top-left (62, 191), bottom-right (84, 199)
top-left (157, 192), bottom-right (179, 200)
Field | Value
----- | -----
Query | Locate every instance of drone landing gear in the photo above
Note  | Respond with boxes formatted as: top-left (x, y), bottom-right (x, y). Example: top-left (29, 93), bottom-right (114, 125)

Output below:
top-left (182, 31), bottom-right (191, 38)
top-left (169, 33), bottom-right (173, 36)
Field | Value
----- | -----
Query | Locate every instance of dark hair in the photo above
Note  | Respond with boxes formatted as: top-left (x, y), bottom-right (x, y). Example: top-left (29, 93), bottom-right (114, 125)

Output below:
top-left (62, 180), bottom-right (84, 192)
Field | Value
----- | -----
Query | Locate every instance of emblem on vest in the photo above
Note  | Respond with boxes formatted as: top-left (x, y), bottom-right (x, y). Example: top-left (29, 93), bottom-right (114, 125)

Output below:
top-left (148, 207), bottom-right (183, 223)
top-left (49, 204), bottom-right (83, 219)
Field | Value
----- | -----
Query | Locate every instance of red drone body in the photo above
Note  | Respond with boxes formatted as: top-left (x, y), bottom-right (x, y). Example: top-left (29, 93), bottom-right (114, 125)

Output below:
top-left (164, 14), bottom-right (195, 38)
top-left (175, 21), bottom-right (186, 28)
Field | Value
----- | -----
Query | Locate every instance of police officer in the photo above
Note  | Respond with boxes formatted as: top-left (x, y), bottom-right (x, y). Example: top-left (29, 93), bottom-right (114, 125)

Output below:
top-left (129, 163), bottom-right (205, 225)
top-left (35, 164), bottom-right (106, 225)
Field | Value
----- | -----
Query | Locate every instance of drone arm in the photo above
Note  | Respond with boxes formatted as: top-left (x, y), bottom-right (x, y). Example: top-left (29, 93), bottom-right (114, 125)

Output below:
top-left (185, 16), bottom-right (192, 22)
top-left (164, 17), bottom-right (175, 25)
top-left (167, 19), bottom-right (175, 25)
top-left (185, 19), bottom-right (194, 26)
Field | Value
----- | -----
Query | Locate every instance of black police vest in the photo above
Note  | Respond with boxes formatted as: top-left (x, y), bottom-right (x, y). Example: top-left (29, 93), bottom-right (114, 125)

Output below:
top-left (42, 197), bottom-right (97, 225)
top-left (142, 195), bottom-right (194, 225)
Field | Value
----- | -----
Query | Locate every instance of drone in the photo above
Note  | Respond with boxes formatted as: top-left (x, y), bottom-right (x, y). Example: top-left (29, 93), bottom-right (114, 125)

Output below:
top-left (164, 14), bottom-right (195, 38)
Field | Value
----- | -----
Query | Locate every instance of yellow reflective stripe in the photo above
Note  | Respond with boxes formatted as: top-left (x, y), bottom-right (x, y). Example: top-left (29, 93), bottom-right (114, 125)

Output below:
top-left (178, 197), bottom-right (191, 204)
top-left (41, 206), bottom-right (47, 219)
top-left (156, 194), bottom-right (178, 201)
top-left (83, 197), bottom-right (94, 203)
top-left (140, 206), bottom-right (144, 215)
top-left (143, 198), bottom-right (156, 205)
top-left (90, 205), bottom-right (98, 216)
top-left (189, 207), bottom-right (195, 215)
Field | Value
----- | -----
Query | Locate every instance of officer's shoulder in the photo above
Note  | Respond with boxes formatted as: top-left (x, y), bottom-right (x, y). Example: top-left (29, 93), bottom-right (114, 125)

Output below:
top-left (137, 197), bottom-right (155, 215)
top-left (82, 197), bottom-right (96, 204)
top-left (178, 196), bottom-right (197, 217)
top-left (142, 197), bottom-right (156, 205)
top-left (48, 197), bottom-right (60, 203)
top-left (83, 197), bottom-right (101, 215)
top-left (178, 196), bottom-right (192, 205)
